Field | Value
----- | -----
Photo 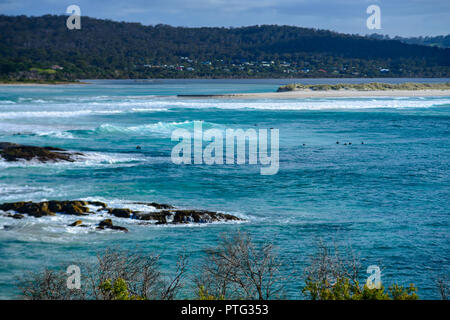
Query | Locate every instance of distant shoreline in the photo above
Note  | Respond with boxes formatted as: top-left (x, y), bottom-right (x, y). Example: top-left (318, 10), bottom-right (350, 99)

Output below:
top-left (0, 80), bottom-right (89, 86)
top-left (178, 89), bottom-right (450, 99)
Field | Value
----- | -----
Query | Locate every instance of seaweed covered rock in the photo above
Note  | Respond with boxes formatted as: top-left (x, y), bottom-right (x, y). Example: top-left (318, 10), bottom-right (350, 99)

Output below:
top-left (171, 210), bottom-right (242, 224)
top-left (129, 208), bottom-right (242, 224)
top-left (68, 220), bottom-right (84, 227)
top-left (0, 200), bottom-right (105, 217)
top-left (0, 142), bottom-right (82, 162)
top-left (98, 219), bottom-right (113, 228)
top-left (108, 208), bottom-right (133, 218)
top-left (0, 200), bottom-right (244, 231)
top-left (0, 201), bottom-right (55, 217)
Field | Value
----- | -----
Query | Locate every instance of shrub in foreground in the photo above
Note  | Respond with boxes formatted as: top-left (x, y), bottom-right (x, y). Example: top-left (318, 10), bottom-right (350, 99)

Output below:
top-left (17, 233), bottom-right (428, 300)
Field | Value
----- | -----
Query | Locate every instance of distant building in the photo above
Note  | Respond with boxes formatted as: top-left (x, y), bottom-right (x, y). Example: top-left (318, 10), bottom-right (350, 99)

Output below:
top-left (50, 65), bottom-right (64, 70)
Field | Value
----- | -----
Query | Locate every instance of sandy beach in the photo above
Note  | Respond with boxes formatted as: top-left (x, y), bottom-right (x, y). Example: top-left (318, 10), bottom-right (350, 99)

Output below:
top-left (179, 89), bottom-right (450, 99)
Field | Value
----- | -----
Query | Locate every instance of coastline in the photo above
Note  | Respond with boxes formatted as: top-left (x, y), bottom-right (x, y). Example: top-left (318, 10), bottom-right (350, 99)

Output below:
top-left (178, 89), bottom-right (450, 99)
top-left (1, 79), bottom-right (449, 300)
top-left (0, 81), bottom-right (89, 86)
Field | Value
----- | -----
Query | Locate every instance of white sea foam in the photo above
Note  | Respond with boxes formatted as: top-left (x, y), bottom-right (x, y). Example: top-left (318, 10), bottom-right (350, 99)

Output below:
top-left (159, 97), bottom-right (450, 110)
top-left (0, 120), bottom-right (217, 138)
top-left (0, 100), bottom-right (16, 105)
top-left (1, 96), bottom-right (448, 120)
top-left (0, 184), bottom-right (55, 201)
top-left (0, 122), bottom-right (77, 137)
top-left (0, 110), bottom-right (98, 119)
top-left (73, 151), bottom-right (145, 164)
top-left (131, 108), bottom-right (169, 112)
top-left (93, 120), bottom-right (222, 136)
top-left (0, 151), bottom-right (146, 169)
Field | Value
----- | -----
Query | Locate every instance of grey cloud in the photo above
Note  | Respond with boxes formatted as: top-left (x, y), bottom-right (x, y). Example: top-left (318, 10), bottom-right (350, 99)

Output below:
top-left (0, 0), bottom-right (448, 36)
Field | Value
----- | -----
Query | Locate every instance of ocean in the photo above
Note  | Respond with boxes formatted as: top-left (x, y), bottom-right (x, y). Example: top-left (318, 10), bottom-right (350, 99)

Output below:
top-left (0, 79), bottom-right (449, 299)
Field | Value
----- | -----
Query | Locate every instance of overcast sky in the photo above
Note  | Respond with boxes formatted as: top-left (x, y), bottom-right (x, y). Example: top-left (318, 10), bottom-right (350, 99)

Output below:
top-left (0, 0), bottom-right (449, 37)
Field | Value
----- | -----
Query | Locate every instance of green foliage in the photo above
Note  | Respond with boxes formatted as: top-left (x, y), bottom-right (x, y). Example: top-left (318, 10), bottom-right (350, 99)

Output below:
top-left (389, 283), bottom-right (419, 300)
top-left (197, 285), bottom-right (225, 300)
top-left (17, 241), bottom-right (423, 301)
top-left (303, 276), bottom-right (419, 300)
top-left (0, 15), bottom-right (449, 80)
top-left (278, 82), bottom-right (450, 92)
top-left (99, 278), bottom-right (145, 300)
top-left (368, 33), bottom-right (450, 48)
top-left (29, 68), bottom-right (56, 74)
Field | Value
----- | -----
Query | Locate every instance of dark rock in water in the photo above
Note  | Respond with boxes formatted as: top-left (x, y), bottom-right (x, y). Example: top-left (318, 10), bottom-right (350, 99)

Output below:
top-left (98, 219), bottom-right (113, 228)
top-left (130, 207), bottom-right (242, 225)
top-left (97, 219), bottom-right (128, 232)
top-left (0, 142), bottom-right (82, 162)
top-left (171, 210), bottom-right (241, 224)
top-left (110, 225), bottom-right (128, 232)
top-left (0, 200), bottom-right (243, 232)
top-left (0, 142), bottom-right (18, 149)
top-left (68, 220), bottom-right (83, 227)
top-left (134, 212), bottom-right (171, 224)
top-left (58, 201), bottom-right (90, 215)
top-left (109, 208), bottom-right (133, 218)
top-left (133, 202), bottom-right (174, 210)
top-left (0, 200), bottom-right (101, 217)
top-left (0, 201), bottom-right (55, 217)
top-left (90, 201), bottom-right (108, 208)
top-left (5, 213), bottom-right (25, 219)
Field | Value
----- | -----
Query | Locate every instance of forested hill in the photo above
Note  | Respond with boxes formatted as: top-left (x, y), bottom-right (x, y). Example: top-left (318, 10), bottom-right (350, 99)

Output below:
top-left (368, 34), bottom-right (450, 49)
top-left (1, 14), bottom-right (449, 80)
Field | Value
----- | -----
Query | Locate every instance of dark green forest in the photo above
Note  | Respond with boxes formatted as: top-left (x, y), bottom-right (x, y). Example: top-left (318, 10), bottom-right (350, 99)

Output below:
top-left (0, 15), bottom-right (449, 80)
top-left (368, 34), bottom-right (450, 49)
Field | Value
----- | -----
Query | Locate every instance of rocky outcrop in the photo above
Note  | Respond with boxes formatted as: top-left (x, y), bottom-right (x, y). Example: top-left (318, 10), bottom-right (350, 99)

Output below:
top-left (5, 213), bottom-right (24, 219)
top-left (68, 220), bottom-right (87, 227)
top-left (134, 212), bottom-right (171, 224)
top-left (0, 200), bottom-right (243, 232)
top-left (0, 142), bottom-right (82, 162)
top-left (107, 208), bottom-right (133, 218)
top-left (133, 202), bottom-right (174, 210)
top-left (0, 200), bottom-right (107, 217)
top-left (171, 210), bottom-right (241, 223)
top-left (108, 207), bottom-right (241, 224)
top-left (97, 219), bottom-right (128, 232)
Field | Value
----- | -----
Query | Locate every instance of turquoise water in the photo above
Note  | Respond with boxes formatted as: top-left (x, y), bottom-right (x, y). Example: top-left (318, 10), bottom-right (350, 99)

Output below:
top-left (0, 79), bottom-right (449, 299)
